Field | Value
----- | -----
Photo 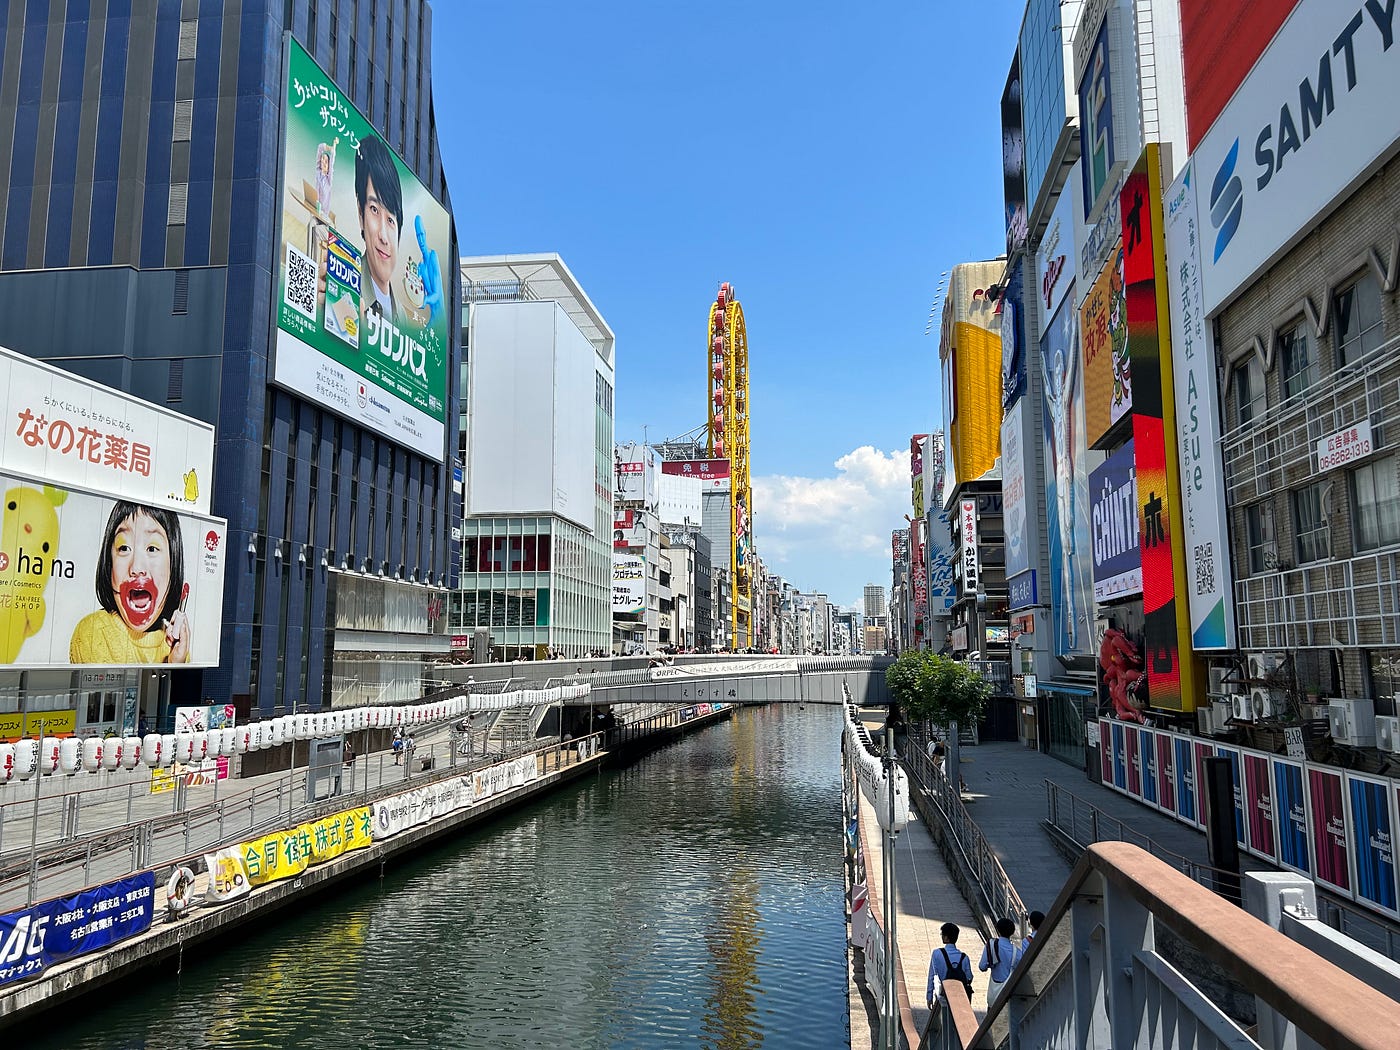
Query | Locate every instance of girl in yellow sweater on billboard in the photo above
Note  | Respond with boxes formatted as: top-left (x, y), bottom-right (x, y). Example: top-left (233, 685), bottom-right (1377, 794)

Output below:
top-left (70, 502), bottom-right (191, 665)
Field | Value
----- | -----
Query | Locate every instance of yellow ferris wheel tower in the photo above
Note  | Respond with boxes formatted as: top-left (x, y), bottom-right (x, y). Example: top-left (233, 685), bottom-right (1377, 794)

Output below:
top-left (707, 282), bottom-right (752, 649)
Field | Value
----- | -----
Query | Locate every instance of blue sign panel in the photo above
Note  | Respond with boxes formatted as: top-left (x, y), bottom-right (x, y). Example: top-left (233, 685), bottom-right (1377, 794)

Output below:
top-left (1218, 746), bottom-right (1245, 846)
top-left (1110, 722), bottom-right (1127, 790)
top-left (1089, 440), bottom-right (1141, 602)
top-left (1173, 737), bottom-right (1196, 824)
top-left (1008, 569), bottom-right (1038, 612)
top-left (0, 871), bottom-right (156, 987)
top-left (1348, 775), bottom-right (1398, 915)
top-left (1139, 727), bottom-right (1157, 806)
top-left (1271, 760), bottom-right (1309, 874)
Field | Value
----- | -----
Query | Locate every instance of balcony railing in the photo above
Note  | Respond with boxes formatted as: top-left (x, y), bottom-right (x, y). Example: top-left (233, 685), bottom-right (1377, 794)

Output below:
top-left (968, 659), bottom-right (1012, 694)
top-left (1234, 548), bottom-right (1400, 650)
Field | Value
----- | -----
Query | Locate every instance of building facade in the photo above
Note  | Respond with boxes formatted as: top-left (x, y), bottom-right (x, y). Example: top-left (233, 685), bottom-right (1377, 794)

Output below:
top-left (0, 2), bottom-right (461, 718)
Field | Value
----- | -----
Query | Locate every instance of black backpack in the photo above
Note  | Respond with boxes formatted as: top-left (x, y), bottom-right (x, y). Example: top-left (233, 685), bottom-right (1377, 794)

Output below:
top-left (939, 947), bottom-right (972, 997)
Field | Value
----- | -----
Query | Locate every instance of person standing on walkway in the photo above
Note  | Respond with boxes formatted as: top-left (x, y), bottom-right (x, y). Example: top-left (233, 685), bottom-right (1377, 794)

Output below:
top-left (926, 922), bottom-right (974, 1009)
top-left (1018, 910), bottom-right (1044, 962)
top-left (980, 917), bottom-right (1018, 1006)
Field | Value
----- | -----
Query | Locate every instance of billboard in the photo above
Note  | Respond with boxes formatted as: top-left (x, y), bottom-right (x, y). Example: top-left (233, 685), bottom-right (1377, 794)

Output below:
top-left (927, 506), bottom-right (956, 615)
top-left (613, 509), bottom-right (647, 550)
top-left (1089, 441), bottom-right (1140, 602)
top-left (1347, 774), bottom-right (1398, 916)
top-left (1244, 752), bottom-right (1276, 861)
top-left (0, 346), bottom-right (215, 516)
top-left (1163, 161), bottom-right (1236, 649)
top-left (662, 459), bottom-right (730, 492)
top-left (943, 263), bottom-right (1006, 492)
top-left (960, 498), bottom-right (979, 596)
top-left (1309, 766), bottom-right (1350, 894)
top-left (1002, 54), bottom-right (1028, 253)
top-left (1041, 296), bottom-right (1095, 656)
top-left (1192, 0), bottom-right (1400, 314)
top-left (0, 470), bottom-right (227, 668)
top-left (1077, 14), bottom-right (1118, 219)
top-left (1000, 260), bottom-right (1027, 410)
top-left (911, 434), bottom-right (929, 520)
top-left (615, 443), bottom-right (658, 506)
top-left (274, 38), bottom-right (452, 461)
top-left (1080, 244), bottom-right (1130, 448)
top-left (1036, 187), bottom-right (1078, 321)
top-left (1002, 402), bottom-right (1030, 579)
top-left (1180, 0), bottom-right (1301, 151)
top-left (612, 554), bottom-right (645, 615)
top-left (1273, 758), bottom-right (1310, 874)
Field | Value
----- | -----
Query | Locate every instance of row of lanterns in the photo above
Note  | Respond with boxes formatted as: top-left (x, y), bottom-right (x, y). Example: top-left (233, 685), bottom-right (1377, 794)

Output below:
top-left (711, 282), bottom-right (733, 458)
top-left (0, 694), bottom-right (455, 784)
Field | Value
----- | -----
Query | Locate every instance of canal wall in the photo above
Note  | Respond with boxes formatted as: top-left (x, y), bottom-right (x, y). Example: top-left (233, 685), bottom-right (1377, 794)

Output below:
top-left (0, 706), bottom-right (735, 1030)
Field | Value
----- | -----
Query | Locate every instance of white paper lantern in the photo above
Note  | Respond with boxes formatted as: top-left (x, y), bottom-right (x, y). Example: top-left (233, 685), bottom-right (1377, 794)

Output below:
top-left (204, 729), bottom-right (223, 760)
top-left (293, 713), bottom-right (311, 740)
top-left (81, 737), bottom-right (104, 773)
top-left (160, 734), bottom-right (177, 767)
top-left (37, 737), bottom-right (61, 775)
top-left (60, 738), bottom-right (84, 775)
top-left (122, 737), bottom-right (142, 770)
top-left (174, 735), bottom-right (197, 764)
top-left (13, 739), bottom-right (38, 780)
top-left (270, 719), bottom-right (286, 748)
top-left (235, 727), bottom-right (252, 754)
top-left (0, 743), bottom-right (14, 784)
top-left (102, 739), bottom-right (123, 771)
top-left (140, 734), bottom-right (163, 767)
top-left (219, 727), bottom-right (236, 756)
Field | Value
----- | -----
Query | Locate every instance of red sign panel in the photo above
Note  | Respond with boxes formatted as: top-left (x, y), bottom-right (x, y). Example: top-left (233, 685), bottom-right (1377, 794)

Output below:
top-left (661, 459), bottom-right (730, 485)
top-left (1181, 0), bottom-right (1300, 150)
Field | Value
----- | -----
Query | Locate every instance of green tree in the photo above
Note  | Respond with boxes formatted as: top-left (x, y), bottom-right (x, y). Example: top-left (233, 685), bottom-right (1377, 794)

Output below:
top-left (884, 651), bottom-right (990, 726)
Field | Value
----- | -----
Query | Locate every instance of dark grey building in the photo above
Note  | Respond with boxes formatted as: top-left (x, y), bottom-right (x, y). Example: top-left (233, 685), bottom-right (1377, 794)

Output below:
top-left (0, 2), bottom-right (460, 719)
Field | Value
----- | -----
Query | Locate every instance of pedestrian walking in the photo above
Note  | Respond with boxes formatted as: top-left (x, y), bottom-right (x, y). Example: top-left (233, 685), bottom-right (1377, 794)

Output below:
top-left (392, 726), bottom-right (405, 765)
top-left (926, 922), bottom-right (974, 1009)
top-left (1018, 910), bottom-right (1045, 962)
top-left (980, 917), bottom-right (1018, 1006)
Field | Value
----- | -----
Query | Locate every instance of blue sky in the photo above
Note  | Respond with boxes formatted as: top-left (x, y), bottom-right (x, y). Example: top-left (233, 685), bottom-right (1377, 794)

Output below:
top-left (432, 2), bottom-right (1024, 609)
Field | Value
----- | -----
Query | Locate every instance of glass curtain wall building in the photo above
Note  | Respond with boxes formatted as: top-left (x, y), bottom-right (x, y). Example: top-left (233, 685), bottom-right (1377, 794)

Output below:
top-left (0, 2), bottom-right (462, 718)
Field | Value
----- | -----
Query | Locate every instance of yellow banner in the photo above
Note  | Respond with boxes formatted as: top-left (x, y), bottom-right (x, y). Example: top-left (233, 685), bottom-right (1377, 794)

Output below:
top-left (150, 768), bottom-right (176, 795)
top-left (0, 709), bottom-right (78, 742)
top-left (240, 807), bottom-right (374, 888)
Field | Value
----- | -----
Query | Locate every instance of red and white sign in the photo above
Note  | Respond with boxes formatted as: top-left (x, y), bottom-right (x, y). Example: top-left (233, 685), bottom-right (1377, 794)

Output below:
top-left (0, 345), bottom-right (215, 514)
top-left (661, 458), bottom-right (730, 492)
top-left (1316, 421), bottom-right (1374, 473)
top-left (616, 462), bottom-right (645, 474)
top-left (960, 498), bottom-right (979, 595)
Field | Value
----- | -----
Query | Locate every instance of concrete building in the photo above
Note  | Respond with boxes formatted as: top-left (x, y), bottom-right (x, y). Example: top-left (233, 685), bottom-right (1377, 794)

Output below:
top-left (0, 3), bottom-right (460, 720)
top-left (863, 584), bottom-right (887, 620)
top-left (452, 256), bottom-right (615, 661)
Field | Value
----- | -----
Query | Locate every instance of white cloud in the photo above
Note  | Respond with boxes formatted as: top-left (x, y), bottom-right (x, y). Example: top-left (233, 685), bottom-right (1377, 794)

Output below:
top-left (751, 445), bottom-right (912, 603)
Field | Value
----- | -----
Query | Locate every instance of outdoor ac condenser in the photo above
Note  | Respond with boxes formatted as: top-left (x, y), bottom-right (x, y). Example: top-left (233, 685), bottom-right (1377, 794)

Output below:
top-left (1327, 699), bottom-right (1377, 747)
top-left (1374, 714), bottom-right (1400, 755)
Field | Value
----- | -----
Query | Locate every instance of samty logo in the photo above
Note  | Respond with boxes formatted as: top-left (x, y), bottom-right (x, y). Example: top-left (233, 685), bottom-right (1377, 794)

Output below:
top-left (1209, 139), bottom-right (1243, 262)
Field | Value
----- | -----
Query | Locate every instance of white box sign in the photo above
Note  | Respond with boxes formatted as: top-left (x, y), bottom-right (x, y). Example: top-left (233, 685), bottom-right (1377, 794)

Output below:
top-left (1316, 420), bottom-right (1374, 472)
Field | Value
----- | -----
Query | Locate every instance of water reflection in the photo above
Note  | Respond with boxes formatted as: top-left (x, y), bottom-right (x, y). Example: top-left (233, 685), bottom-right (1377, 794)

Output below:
top-left (32, 704), bottom-right (847, 1049)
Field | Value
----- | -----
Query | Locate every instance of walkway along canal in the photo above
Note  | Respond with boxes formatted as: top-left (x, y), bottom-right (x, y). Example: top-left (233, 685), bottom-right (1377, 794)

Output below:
top-left (12, 703), bottom-right (851, 1049)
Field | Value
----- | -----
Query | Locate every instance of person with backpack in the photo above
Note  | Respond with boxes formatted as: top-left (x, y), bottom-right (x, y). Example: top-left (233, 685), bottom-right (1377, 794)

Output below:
top-left (926, 922), bottom-right (974, 1009)
top-left (980, 917), bottom-right (1019, 1006)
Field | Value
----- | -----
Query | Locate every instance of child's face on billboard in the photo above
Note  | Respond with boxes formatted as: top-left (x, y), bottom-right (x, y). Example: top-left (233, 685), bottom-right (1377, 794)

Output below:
top-left (111, 511), bottom-right (171, 632)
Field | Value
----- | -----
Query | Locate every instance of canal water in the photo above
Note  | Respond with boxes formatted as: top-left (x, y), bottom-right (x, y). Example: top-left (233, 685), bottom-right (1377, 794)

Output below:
top-left (35, 703), bottom-right (850, 1049)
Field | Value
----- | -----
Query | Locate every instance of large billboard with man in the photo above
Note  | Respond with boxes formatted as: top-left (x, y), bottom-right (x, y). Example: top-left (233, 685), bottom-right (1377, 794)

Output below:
top-left (275, 38), bottom-right (453, 461)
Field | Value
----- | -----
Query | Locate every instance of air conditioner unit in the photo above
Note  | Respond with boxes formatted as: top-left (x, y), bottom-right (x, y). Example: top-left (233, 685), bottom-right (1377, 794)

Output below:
top-left (1375, 715), bottom-right (1400, 754)
top-left (1207, 665), bottom-right (1230, 695)
top-left (1196, 707), bottom-right (1216, 735)
top-left (1231, 694), bottom-right (1254, 722)
top-left (1212, 699), bottom-right (1234, 728)
top-left (1328, 699), bottom-right (1377, 747)
top-left (1251, 687), bottom-right (1283, 721)
top-left (1247, 652), bottom-right (1286, 680)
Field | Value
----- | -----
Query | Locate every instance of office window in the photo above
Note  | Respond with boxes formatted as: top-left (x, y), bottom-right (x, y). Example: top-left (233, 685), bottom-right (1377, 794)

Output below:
top-left (1245, 502), bottom-right (1276, 574)
top-left (1353, 455), bottom-right (1400, 551)
top-left (1292, 482), bottom-right (1329, 564)
top-left (1233, 356), bottom-right (1265, 426)
top-left (1335, 274), bottom-right (1385, 365)
top-left (1278, 322), bottom-right (1316, 399)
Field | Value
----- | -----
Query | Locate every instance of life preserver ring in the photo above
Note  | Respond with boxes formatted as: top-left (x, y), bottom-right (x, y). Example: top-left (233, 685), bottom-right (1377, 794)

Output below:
top-left (166, 865), bottom-right (196, 917)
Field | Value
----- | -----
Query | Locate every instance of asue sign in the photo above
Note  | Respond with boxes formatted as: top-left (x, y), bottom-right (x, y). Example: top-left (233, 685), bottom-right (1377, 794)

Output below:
top-left (1195, 0), bottom-right (1400, 314)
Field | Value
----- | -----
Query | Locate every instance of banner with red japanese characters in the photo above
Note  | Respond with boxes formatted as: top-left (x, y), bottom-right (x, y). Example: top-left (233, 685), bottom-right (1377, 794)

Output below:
top-left (0, 468), bottom-right (226, 668)
top-left (0, 346), bottom-right (215, 515)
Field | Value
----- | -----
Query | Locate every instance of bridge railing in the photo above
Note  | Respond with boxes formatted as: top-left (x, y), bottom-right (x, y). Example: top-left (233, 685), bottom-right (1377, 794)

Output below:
top-left (921, 841), bottom-right (1400, 1050)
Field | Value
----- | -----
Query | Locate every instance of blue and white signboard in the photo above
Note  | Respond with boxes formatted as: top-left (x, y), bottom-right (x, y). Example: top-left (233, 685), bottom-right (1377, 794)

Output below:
top-left (0, 871), bottom-right (156, 987)
top-left (1089, 440), bottom-right (1140, 602)
top-left (1008, 569), bottom-right (1038, 612)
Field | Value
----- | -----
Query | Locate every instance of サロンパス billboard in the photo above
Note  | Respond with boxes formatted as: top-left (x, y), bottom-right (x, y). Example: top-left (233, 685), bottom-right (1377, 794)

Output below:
top-left (275, 39), bottom-right (452, 461)
top-left (0, 471), bottom-right (226, 669)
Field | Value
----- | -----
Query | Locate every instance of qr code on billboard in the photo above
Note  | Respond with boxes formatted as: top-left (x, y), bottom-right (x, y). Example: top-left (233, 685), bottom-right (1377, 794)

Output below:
top-left (284, 243), bottom-right (317, 320)
top-left (1193, 542), bottom-right (1215, 596)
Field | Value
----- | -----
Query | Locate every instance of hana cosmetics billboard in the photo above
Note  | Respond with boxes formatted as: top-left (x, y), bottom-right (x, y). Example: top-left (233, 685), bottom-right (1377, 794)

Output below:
top-left (1002, 402), bottom-right (1030, 579)
top-left (0, 469), bottom-right (227, 668)
top-left (1089, 440), bottom-right (1140, 602)
top-left (611, 554), bottom-right (646, 615)
top-left (1163, 160), bottom-right (1236, 650)
top-left (1080, 243), bottom-right (1130, 448)
top-left (275, 38), bottom-right (452, 461)
top-left (1192, 0), bottom-right (1400, 315)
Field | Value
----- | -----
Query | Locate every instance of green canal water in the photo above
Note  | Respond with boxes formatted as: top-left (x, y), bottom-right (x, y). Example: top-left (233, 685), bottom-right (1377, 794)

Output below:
top-left (34, 703), bottom-right (850, 1049)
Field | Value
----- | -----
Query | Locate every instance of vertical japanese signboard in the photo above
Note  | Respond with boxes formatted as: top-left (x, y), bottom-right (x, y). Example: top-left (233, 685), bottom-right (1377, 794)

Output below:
top-left (1164, 159), bottom-right (1236, 650)
top-left (960, 499), bottom-right (979, 595)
